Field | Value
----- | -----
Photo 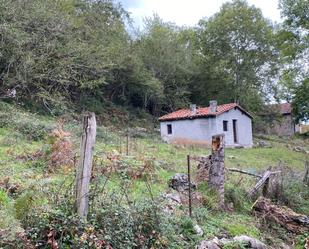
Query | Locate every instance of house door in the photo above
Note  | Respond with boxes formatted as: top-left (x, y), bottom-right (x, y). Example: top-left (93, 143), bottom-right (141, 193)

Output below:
top-left (233, 120), bottom-right (238, 144)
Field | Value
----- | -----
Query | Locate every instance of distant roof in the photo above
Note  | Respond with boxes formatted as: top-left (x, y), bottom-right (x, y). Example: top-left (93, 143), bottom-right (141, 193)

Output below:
top-left (159, 103), bottom-right (253, 121)
top-left (269, 103), bottom-right (292, 115)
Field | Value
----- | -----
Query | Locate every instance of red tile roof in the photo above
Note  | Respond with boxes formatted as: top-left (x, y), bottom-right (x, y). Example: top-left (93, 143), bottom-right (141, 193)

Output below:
top-left (269, 103), bottom-right (292, 115)
top-left (159, 103), bottom-right (252, 121)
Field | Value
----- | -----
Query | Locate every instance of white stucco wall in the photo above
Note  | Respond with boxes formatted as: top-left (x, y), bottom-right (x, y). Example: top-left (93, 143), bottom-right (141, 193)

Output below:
top-left (216, 108), bottom-right (253, 147)
top-left (160, 107), bottom-right (253, 147)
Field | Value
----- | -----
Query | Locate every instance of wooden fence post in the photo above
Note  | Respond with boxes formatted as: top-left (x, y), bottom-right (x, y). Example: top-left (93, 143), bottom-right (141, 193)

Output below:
top-left (126, 129), bottom-right (129, 156)
top-left (304, 161), bottom-right (309, 185)
top-left (187, 155), bottom-right (192, 217)
top-left (209, 134), bottom-right (225, 208)
top-left (75, 112), bottom-right (96, 220)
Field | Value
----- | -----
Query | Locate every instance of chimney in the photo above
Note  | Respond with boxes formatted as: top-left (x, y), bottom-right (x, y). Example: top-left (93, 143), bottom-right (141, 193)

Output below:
top-left (190, 104), bottom-right (197, 114)
top-left (209, 100), bottom-right (217, 113)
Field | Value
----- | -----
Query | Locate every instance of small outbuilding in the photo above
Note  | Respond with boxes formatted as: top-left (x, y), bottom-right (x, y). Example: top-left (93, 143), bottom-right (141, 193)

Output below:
top-left (158, 101), bottom-right (253, 148)
top-left (262, 103), bottom-right (297, 136)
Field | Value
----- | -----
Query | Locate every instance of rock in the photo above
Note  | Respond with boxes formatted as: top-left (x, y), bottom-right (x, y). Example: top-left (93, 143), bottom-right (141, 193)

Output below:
top-left (197, 236), bottom-right (267, 249)
top-left (194, 224), bottom-right (203, 236)
top-left (293, 146), bottom-right (308, 154)
top-left (233, 235), bottom-right (267, 249)
top-left (163, 192), bottom-right (182, 204)
top-left (197, 238), bottom-right (220, 249)
top-left (168, 173), bottom-right (196, 192)
top-left (294, 146), bottom-right (303, 152)
top-left (255, 141), bottom-right (272, 148)
top-left (279, 243), bottom-right (292, 249)
top-left (227, 155), bottom-right (236, 159)
top-left (162, 192), bottom-right (181, 215)
top-left (179, 191), bottom-right (204, 206)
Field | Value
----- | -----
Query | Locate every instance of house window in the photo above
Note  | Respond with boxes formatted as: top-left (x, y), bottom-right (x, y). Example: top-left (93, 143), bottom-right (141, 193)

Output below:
top-left (223, 120), bottom-right (228, 132)
top-left (167, 124), bottom-right (172, 134)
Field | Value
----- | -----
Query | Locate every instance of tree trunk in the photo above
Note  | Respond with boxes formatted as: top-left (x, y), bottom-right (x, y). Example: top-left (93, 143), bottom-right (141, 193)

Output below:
top-left (209, 134), bottom-right (225, 208)
top-left (252, 197), bottom-right (309, 234)
top-left (75, 112), bottom-right (96, 220)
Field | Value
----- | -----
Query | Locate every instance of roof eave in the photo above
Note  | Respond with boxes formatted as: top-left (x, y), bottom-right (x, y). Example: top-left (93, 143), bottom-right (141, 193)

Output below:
top-left (159, 114), bottom-right (216, 122)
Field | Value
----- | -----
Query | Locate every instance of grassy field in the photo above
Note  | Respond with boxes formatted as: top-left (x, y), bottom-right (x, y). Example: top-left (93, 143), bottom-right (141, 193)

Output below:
top-left (0, 103), bottom-right (308, 248)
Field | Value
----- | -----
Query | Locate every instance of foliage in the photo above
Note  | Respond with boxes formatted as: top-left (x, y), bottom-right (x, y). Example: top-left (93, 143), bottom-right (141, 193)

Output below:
top-left (135, 15), bottom-right (197, 114)
top-left (292, 78), bottom-right (309, 122)
top-left (194, 0), bottom-right (278, 111)
top-left (281, 173), bottom-right (309, 215)
top-left (222, 241), bottom-right (247, 249)
top-left (0, 0), bottom-right (286, 118)
top-left (14, 190), bottom-right (46, 221)
top-left (0, 188), bottom-right (9, 205)
top-left (295, 232), bottom-right (309, 249)
top-left (0, 189), bottom-right (23, 244)
top-left (225, 183), bottom-right (250, 212)
top-left (18, 190), bottom-right (190, 248)
top-left (278, 0), bottom-right (308, 119)
top-left (0, 102), bottom-right (53, 140)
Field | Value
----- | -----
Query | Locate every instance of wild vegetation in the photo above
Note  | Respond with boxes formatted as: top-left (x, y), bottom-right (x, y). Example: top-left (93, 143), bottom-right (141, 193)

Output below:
top-left (0, 0), bottom-right (308, 248)
top-left (0, 102), bottom-right (308, 248)
top-left (0, 0), bottom-right (307, 122)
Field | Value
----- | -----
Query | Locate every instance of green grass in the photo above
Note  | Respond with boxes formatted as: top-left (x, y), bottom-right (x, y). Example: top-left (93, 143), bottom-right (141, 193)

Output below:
top-left (0, 103), bottom-right (308, 247)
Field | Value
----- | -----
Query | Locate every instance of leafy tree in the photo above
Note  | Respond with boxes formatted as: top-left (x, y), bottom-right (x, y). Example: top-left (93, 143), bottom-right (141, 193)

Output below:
top-left (278, 0), bottom-right (309, 121)
top-left (135, 15), bottom-right (197, 114)
top-left (0, 0), bottom-right (130, 113)
top-left (292, 79), bottom-right (309, 122)
top-left (194, 0), bottom-right (278, 111)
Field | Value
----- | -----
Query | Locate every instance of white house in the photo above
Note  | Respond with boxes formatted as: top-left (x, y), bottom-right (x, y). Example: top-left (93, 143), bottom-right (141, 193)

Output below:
top-left (158, 101), bottom-right (253, 148)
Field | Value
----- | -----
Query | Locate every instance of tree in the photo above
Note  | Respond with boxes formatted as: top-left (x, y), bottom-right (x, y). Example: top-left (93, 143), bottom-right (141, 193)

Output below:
top-left (292, 79), bottom-right (309, 122)
top-left (135, 15), bottom-right (197, 114)
top-left (0, 0), bottom-right (130, 113)
top-left (194, 0), bottom-right (278, 111)
top-left (278, 0), bottom-right (309, 122)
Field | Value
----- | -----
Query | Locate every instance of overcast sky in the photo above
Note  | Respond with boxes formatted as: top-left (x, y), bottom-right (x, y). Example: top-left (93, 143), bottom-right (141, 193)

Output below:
top-left (119, 0), bottom-right (282, 28)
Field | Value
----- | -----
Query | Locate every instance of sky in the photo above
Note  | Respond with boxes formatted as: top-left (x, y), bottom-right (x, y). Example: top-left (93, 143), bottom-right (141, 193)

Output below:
top-left (119, 0), bottom-right (282, 28)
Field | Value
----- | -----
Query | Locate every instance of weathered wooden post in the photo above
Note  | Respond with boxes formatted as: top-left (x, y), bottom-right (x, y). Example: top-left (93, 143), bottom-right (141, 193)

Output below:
top-left (187, 155), bottom-right (192, 217)
top-left (304, 161), bottom-right (309, 185)
top-left (75, 112), bottom-right (96, 220)
top-left (209, 134), bottom-right (225, 208)
top-left (126, 129), bottom-right (129, 156)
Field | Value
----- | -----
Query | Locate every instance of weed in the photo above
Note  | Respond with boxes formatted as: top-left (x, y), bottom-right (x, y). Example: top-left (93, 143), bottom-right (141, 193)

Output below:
top-left (222, 241), bottom-right (247, 249)
top-left (0, 189), bottom-right (9, 205)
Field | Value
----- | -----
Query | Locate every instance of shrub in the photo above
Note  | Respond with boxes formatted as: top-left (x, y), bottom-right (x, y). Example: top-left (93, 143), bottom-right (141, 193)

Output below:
top-left (222, 241), bottom-right (247, 249)
top-left (14, 188), bottom-right (191, 249)
top-left (0, 189), bottom-right (10, 206)
top-left (0, 189), bottom-right (23, 244)
top-left (14, 190), bottom-right (46, 221)
top-left (17, 122), bottom-right (49, 141)
top-left (0, 101), bottom-right (53, 140)
top-left (225, 183), bottom-right (250, 212)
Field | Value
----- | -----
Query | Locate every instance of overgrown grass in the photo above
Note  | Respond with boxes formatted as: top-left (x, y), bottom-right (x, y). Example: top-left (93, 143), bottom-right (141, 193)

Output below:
top-left (0, 102), bottom-right (308, 248)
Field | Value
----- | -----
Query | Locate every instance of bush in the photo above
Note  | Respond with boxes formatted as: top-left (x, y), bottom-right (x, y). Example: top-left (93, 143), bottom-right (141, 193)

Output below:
top-left (0, 189), bottom-right (23, 244)
top-left (13, 189), bottom-right (190, 249)
top-left (225, 183), bottom-right (250, 212)
top-left (281, 178), bottom-right (309, 215)
top-left (14, 190), bottom-right (46, 221)
top-left (0, 102), bottom-right (53, 140)
top-left (0, 189), bottom-right (10, 206)
top-left (17, 121), bottom-right (50, 141)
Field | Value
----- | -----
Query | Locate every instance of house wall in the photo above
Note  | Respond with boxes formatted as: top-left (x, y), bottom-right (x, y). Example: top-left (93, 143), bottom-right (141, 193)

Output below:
top-left (216, 108), bottom-right (253, 147)
top-left (160, 108), bottom-right (253, 147)
top-left (266, 114), bottom-right (295, 136)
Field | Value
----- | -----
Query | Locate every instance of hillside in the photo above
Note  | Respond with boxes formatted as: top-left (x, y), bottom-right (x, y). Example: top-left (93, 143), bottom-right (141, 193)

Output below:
top-left (0, 102), bottom-right (308, 248)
